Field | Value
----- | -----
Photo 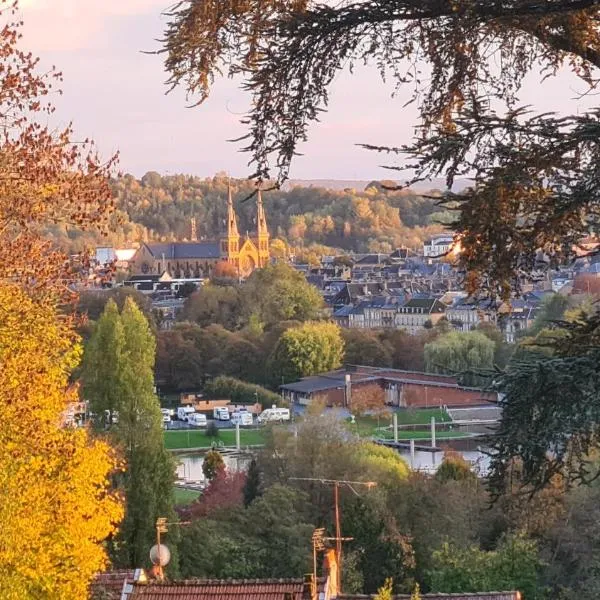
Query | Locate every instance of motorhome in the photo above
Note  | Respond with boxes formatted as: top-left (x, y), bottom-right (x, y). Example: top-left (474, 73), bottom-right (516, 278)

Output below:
top-left (177, 406), bottom-right (196, 421)
top-left (188, 413), bottom-right (208, 428)
top-left (213, 406), bottom-right (230, 421)
top-left (231, 411), bottom-right (253, 426)
top-left (160, 408), bottom-right (171, 424)
top-left (257, 406), bottom-right (290, 424)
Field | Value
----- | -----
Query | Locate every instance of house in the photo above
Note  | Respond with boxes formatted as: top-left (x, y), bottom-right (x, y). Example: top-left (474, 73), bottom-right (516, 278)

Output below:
top-left (393, 298), bottom-right (447, 333)
top-left (338, 593), bottom-right (519, 600)
top-left (91, 569), bottom-right (138, 599)
top-left (280, 366), bottom-right (496, 409)
top-left (423, 234), bottom-right (455, 258)
top-left (102, 574), bottom-right (330, 600)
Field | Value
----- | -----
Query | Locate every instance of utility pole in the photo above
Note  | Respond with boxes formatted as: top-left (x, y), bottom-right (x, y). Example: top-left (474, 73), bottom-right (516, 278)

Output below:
top-left (290, 477), bottom-right (376, 593)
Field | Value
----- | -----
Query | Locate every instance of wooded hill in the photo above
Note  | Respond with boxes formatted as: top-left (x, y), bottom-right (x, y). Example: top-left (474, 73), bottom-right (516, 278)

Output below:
top-left (49, 172), bottom-right (451, 255)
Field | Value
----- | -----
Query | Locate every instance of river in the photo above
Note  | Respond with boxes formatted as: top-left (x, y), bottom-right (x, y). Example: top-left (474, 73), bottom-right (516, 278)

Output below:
top-left (175, 443), bottom-right (491, 483)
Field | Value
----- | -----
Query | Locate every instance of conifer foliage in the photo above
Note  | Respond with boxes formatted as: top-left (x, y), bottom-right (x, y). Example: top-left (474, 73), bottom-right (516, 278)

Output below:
top-left (83, 298), bottom-right (177, 571)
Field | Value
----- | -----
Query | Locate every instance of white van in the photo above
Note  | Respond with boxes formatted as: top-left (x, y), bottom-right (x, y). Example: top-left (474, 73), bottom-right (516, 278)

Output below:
top-left (188, 413), bottom-right (207, 428)
top-left (258, 407), bottom-right (290, 424)
top-left (213, 407), bottom-right (230, 421)
top-left (231, 411), bottom-right (253, 426)
top-left (177, 406), bottom-right (195, 421)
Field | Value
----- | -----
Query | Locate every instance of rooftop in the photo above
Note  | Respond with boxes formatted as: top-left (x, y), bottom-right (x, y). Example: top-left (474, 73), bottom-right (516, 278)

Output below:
top-left (338, 593), bottom-right (519, 600)
top-left (122, 578), bottom-right (325, 600)
top-left (146, 242), bottom-right (221, 260)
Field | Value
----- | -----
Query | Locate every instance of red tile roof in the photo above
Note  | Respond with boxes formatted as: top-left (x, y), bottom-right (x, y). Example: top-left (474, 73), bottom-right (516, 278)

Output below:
top-left (338, 593), bottom-right (519, 600)
top-left (91, 570), bottom-right (136, 599)
top-left (124, 577), bottom-right (326, 600)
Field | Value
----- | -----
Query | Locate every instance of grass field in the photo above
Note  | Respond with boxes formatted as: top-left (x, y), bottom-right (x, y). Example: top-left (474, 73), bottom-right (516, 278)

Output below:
top-left (173, 487), bottom-right (201, 506)
top-left (164, 428), bottom-right (266, 450)
top-left (350, 408), bottom-right (451, 437)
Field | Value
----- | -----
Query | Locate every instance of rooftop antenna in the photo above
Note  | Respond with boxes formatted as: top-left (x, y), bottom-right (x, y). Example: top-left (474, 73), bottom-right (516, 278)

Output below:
top-left (151, 517), bottom-right (191, 580)
top-left (289, 478), bottom-right (376, 594)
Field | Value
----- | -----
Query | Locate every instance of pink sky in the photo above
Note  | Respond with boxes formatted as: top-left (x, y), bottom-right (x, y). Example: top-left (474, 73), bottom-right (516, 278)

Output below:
top-left (18, 0), bottom-right (598, 181)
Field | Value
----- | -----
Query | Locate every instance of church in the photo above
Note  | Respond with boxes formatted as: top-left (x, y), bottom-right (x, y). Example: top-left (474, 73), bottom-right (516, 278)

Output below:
top-left (129, 187), bottom-right (270, 279)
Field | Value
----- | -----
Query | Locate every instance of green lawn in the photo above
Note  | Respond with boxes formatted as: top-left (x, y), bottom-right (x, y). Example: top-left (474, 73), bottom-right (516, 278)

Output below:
top-left (164, 428), bottom-right (266, 450)
top-left (350, 408), bottom-right (451, 437)
top-left (173, 487), bottom-right (201, 506)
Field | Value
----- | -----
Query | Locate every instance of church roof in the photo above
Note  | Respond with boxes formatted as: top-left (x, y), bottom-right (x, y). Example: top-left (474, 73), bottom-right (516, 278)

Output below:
top-left (146, 242), bottom-right (221, 260)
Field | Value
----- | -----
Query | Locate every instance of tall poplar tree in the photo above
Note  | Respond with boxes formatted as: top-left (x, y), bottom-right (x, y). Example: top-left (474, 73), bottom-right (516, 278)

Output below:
top-left (83, 298), bottom-right (178, 571)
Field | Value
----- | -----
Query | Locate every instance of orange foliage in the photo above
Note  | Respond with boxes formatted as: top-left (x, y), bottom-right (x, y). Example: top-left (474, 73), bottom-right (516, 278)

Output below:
top-left (214, 260), bottom-right (239, 278)
top-left (0, 285), bottom-right (123, 599)
top-left (0, 4), bottom-right (122, 597)
top-left (350, 384), bottom-right (387, 416)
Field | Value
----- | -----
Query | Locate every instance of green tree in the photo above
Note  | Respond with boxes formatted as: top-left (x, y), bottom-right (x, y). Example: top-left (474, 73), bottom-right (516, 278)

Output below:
top-left (83, 299), bottom-right (177, 571)
top-left (268, 321), bottom-right (344, 383)
top-left (342, 329), bottom-right (392, 367)
top-left (82, 299), bottom-right (125, 428)
top-left (528, 293), bottom-right (570, 337)
top-left (203, 450), bottom-right (225, 481)
top-left (179, 484), bottom-right (314, 579)
top-left (427, 535), bottom-right (541, 600)
top-left (424, 331), bottom-right (494, 386)
top-left (242, 263), bottom-right (324, 326)
top-left (204, 376), bottom-right (281, 408)
top-left (243, 459), bottom-right (263, 507)
top-left (182, 284), bottom-right (243, 330)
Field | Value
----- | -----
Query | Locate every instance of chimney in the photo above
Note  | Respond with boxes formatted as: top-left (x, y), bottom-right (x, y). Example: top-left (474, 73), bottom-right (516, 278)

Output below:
top-left (324, 549), bottom-right (340, 600)
top-left (303, 573), bottom-right (315, 600)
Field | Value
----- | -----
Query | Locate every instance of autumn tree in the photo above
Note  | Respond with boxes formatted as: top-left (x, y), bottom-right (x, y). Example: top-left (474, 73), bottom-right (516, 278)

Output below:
top-left (214, 259), bottom-right (239, 279)
top-left (83, 299), bottom-right (177, 570)
top-left (0, 3), bottom-right (124, 596)
top-left (0, 286), bottom-right (123, 600)
top-left (268, 321), bottom-right (344, 383)
top-left (203, 450), bottom-right (226, 481)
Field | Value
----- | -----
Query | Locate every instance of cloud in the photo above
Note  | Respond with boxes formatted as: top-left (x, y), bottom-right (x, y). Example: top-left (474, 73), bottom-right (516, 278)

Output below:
top-left (17, 0), bottom-right (168, 51)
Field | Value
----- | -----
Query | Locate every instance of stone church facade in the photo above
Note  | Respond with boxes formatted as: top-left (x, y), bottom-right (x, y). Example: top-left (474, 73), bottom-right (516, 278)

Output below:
top-left (130, 187), bottom-right (270, 279)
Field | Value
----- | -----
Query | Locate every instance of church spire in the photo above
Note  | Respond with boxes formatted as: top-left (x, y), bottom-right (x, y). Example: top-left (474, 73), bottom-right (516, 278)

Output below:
top-left (227, 182), bottom-right (239, 239)
top-left (255, 186), bottom-right (270, 267)
top-left (256, 188), bottom-right (268, 239)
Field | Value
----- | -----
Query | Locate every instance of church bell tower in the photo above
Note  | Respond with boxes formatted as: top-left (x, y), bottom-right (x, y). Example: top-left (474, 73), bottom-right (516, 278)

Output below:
top-left (220, 183), bottom-right (240, 267)
top-left (255, 188), bottom-right (270, 267)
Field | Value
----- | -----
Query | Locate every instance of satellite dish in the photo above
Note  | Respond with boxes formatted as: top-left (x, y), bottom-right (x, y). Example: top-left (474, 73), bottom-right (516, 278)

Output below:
top-left (149, 543), bottom-right (171, 567)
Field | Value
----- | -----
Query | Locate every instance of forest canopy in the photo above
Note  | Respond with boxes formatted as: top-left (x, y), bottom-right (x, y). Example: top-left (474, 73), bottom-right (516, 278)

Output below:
top-left (52, 172), bottom-right (448, 255)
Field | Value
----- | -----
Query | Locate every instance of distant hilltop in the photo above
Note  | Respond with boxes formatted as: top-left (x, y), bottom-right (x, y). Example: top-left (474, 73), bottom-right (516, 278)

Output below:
top-left (283, 178), bottom-right (471, 192)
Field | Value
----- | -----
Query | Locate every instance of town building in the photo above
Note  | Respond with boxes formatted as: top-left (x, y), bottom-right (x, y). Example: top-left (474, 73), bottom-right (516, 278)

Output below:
top-left (392, 297), bottom-right (447, 333)
top-left (423, 233), bottom-right (455, 258)
top-left (280, 365), bottom-right (497, 410)
top-left (129, 187), bottom-right (270, 279)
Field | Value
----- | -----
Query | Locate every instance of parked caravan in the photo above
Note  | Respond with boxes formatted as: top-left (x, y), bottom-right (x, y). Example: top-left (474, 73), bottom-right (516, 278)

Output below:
top-left (257, 406), bottom-right (290, 424)
top-left (213, 406), bottom-right (231, 421)
top-left (177, 406), bottom-right (195, 421)
top-left (188, 413), bottom-right (208, 427)
top-left (231, 411), bottom-right (253, 426)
